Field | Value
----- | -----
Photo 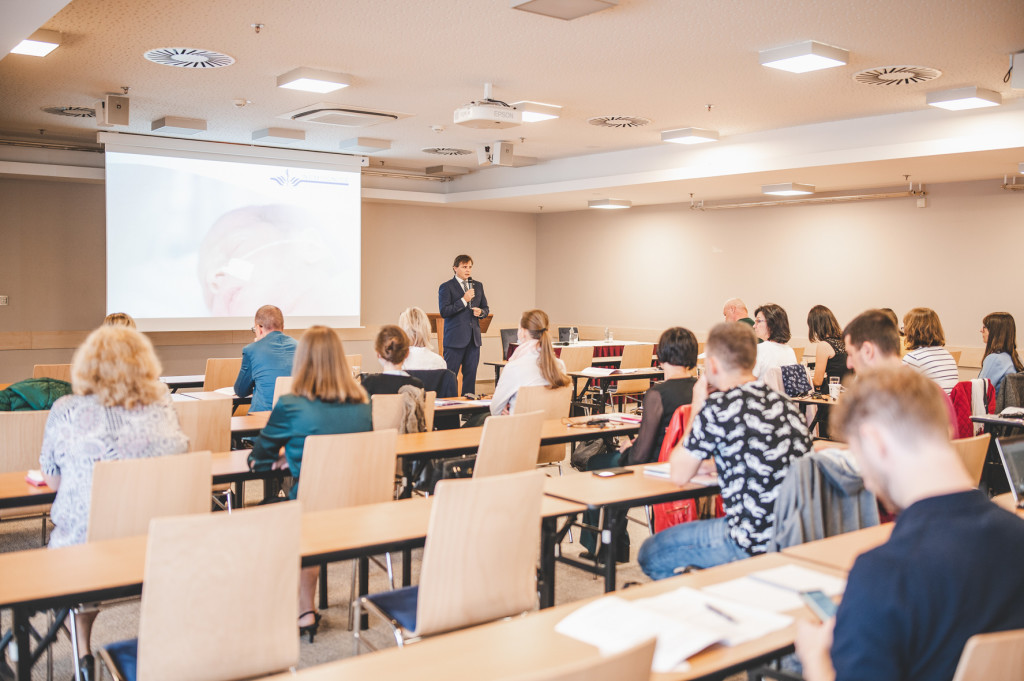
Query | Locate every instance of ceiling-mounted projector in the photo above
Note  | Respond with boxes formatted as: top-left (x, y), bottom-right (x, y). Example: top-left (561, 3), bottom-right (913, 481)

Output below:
top-left (454, 82), bottom-right (522, 129)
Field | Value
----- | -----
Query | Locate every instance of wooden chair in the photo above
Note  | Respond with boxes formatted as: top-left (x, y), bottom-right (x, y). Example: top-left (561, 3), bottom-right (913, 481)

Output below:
top-left (514, 385), bottom-right (572, 466)
top-left (346, 353), bottom-right (362, 375)
top-left (172, 396), bottom-right (232, 508)
top-left (372, 393), bottom-right (404, 431)
top-left (474, 411), bottom-right (545, 478)
top-left (950, 349), bottom-right (963, 366)
top-left (951, 628), bottom-right (1024, 680)
top-left (98, 503), bottom-right (301, 681)
top-left (201, 357), bottom-right (242, 392)
top-left (272, 375), bottom-right (293, 407)
top-left (0, 410), bottom-right (53, 538)
top-left (424, 390), bottom-right (436, 431)
top-left (506, 639), bottom-right (656, 681)
top-left (952, 433), bottom-right (990, 486)
top-left (355, 470), bottom-right (545, 650)
top-left (32, 364), bottom-right (72, 383)
top-left (558, 345), bottom-right (594, 373)
top-left (608, 343), bottom-right (655, 412)
top-left (791, 346), bottom-right (805, 364)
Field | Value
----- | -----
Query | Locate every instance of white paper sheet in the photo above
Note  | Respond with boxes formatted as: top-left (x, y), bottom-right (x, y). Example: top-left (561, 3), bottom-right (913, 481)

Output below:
top-left (702, 564), bottom-right (846, 612)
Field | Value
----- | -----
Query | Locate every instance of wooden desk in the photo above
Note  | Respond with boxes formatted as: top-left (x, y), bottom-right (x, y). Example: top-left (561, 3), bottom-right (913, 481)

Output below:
top-left (568, 367), bottom-right (665, 413)
top-left (780, 523), bottom-right (894, 572)
top-left (159, 374), bottom-right (205, 392)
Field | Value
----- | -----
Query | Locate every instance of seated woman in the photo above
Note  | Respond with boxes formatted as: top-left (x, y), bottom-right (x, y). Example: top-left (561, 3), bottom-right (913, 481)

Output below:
top-left (102, 312), bottom-right (136, 328)
top-left (490, 309), bottom-right (570, 416)
top-left (40, 325), bottom-right (189, 678)
top-left (979, 312), bottom-right (1023, 398)
top-left (901, 308), bottom-right (959, 394)
top-left (807, 305), bottom-right (849, 390)
top-left (752, 303), bottom-right (797, 379)
top-left (361, 325), bottom-right (425, 396)
top-left (397, 306), bottom-right (448, 371)
top-left (248, 325), bottom-right (372, 642)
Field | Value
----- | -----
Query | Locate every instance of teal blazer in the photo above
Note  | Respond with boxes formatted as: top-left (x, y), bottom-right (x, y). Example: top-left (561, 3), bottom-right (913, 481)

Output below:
top-left (248, 394), bottom-right (372, 499)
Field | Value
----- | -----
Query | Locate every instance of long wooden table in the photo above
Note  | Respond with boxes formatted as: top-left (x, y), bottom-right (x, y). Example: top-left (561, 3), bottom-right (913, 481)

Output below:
top-left (568, 367), bottom-right (665, 413)
top-left (780, 523), bottom-right (894, 572)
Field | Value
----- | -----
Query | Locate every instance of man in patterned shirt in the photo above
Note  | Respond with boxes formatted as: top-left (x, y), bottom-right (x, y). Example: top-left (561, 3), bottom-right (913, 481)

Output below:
top-left (638, 322), bottom-right (812, 579)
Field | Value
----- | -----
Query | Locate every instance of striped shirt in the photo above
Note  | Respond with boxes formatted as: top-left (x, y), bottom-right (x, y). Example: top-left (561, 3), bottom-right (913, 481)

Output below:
top-left (903, 346), bottom-right (959, 394)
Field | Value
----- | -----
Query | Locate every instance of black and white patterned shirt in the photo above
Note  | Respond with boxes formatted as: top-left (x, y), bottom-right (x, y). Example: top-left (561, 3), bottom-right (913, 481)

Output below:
top-left (683, 381), bottom-right (811, 554)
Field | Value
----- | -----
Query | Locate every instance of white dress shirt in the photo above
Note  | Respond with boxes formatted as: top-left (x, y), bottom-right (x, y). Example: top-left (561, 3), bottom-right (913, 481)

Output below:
top-left (490, 341), bottom-right (567, 415)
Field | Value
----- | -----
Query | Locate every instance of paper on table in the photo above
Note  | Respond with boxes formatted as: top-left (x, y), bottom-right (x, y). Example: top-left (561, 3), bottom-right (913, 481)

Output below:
top-left (702, 564), bottom-right (847, 612)
top-left (214, 387), bottom-right (238, 396)
top-left (643, 464), bottom-right (718, 487)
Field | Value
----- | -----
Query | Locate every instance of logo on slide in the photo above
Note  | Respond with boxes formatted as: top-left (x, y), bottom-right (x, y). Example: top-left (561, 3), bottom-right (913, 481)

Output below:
top-left (270, 169), bottom-right (349, 188)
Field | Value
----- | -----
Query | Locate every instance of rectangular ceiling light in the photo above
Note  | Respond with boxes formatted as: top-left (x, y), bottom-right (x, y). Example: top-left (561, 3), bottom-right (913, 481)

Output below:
top-left (277, 67), bottom-right (351, 93)
top-left (762, 182), bottom-right (815, 196)
top-left (926, 86), bottom-right (1001, 111)
top-left (661, 127), bottom-right (719, 144)
top-left (151, 116), bottom-right (207, 135)
top-left (511, 0), bottom-right (617, 20)
top-left (512, 101), bottom-right (562, 122)
top-left (253, 127), bottom-right (305, 144)
top-left (10, 29), bottom-right (61, 57)
top-left (759, 40), bottom-right (848, 73)
top-left (339, 137), bottom-right (391, 153)
top-left (588, 198), bottom-right (631, 209)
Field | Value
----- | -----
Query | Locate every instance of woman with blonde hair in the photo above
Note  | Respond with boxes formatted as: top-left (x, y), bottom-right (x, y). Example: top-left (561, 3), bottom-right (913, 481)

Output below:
top-left (102, 312), bottom-right (136, 328)
top-left (902, 307), bottom-right (959, 393)
top-left (979, 312), bottom-right (1023, 398)
top-left (40, 325), bottom-right (189, 676)
top-left (248, 325), bottom-right (372, 641)
top-left (398, 306), bottom-right (447, 370)
top-left (490, 309), bottom-right (570, 415)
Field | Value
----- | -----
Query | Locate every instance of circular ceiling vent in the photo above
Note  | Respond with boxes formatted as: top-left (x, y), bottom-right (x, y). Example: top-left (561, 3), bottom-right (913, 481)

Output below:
top-left (42, 106), bottom-right (95, 118)
top-left (144, 48), bottom-right (235, 69)
top-left (853, 65), bottom-right (941, 86)
top-left (422, 147), bottom-right (472, 156)
top-left (587, 115), bottom-right (651, 128)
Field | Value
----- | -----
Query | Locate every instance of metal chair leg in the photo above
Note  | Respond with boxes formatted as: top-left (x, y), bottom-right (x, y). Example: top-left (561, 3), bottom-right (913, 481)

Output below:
top-left (347, 560), bottom-right (358, 631)
top-left (69, 609), bottom-right (81, 681)
top-left (645, 504), bottom-right (655, 536)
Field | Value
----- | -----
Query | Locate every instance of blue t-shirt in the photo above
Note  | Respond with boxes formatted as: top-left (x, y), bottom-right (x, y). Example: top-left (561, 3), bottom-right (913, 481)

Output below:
top-left (832, 491), bottom-right (1024, 681)
top-left (979, 352), bottom-right (1017, 397)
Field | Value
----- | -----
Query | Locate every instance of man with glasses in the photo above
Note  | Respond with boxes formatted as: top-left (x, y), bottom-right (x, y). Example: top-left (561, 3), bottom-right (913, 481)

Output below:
top-left (234, 305), bottom-right (297, 413)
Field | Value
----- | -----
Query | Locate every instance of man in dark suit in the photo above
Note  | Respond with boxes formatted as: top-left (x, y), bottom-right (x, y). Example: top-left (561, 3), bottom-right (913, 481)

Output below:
top-left (438, 254), bottom-right (489, 396)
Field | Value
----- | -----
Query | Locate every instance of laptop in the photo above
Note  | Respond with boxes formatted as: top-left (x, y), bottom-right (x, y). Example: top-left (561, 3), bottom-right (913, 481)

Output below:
top-left (995, 436), bottom-right (1024, 505)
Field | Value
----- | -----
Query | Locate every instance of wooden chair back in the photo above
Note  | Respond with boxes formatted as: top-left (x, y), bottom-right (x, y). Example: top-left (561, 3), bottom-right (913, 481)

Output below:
top-left (949, 349), bottom-right (963, 366)
top-left (791, 346), bottom-right (805, 364)
top-left (372, 393), bottom-right (404, 431)
top-left (514, 385), bottom-right (572, 464)
top-left (951, 628), bottom-right (1024, 681)
top-left (297, 430), bottom-right (398, 513)
top-left (415, 470), bottom-right (544, 637)
top-left (202, 357), bottom-right (242, 392)
top-left (135, 503), bottom-right (300, 681)
top-left (474, 411), bottom-right (545, 478)
top-left (508, 639), bottom-right (656, 681)
top-left (613, 343), bottom-right (655, 396)
top-left (952, 433), bottom-right (990, 486)
top-left (172, 396), bottom-right (231, 453)
top-left (32, 364), bottom-right (72, 383)
top-left (0, 410), bottom-right (50, 472)
top-left (424, 390), bottom-right (436, 431)
top-left (87, 451), bottom-right (212, 543)
top-left (558, 345), bottom-right (594, 373)
top-left (272, 376), bottom-right (293, 407)
top-left (346, 354), bottom-right (362, 375)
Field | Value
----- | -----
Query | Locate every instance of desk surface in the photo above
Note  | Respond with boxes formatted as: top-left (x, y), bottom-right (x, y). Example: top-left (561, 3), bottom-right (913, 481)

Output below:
top-left (544, 464), bottom-right (718, 508)
top-left (780, 523), bottom-right (894, 572)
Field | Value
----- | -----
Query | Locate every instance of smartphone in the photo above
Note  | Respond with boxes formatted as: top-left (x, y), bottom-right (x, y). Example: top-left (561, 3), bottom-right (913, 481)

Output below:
top-left (800, 590), bottom-right (838, 622)
top-left (593, 467), bottom-right (635, 478)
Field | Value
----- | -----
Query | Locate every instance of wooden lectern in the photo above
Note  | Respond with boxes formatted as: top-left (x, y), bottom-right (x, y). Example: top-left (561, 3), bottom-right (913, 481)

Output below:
top-left (427, 313), bottom-right (493, 395)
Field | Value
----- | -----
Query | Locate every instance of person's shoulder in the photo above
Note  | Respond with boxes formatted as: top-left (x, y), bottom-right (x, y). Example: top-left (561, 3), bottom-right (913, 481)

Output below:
top-left (407, 376), bottom-right (425, 389)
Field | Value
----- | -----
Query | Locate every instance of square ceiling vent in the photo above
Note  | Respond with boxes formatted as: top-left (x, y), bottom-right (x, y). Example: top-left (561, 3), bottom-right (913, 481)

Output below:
top-left (278, 102), bottom-right (412, 127)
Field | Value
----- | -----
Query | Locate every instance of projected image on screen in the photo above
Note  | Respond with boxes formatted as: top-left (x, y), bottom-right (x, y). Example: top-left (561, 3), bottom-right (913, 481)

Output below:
top-left (105, 149), bottom-right (361, 331)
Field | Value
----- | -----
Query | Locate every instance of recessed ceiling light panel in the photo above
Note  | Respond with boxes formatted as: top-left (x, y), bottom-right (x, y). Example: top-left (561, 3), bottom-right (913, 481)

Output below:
top-left (512, 101), bottom-right (562, 122)
top-left (511, 0), bottom-right (617, 21)
top-left (760, 40), bottom-right (848, 73)
top-left (661, 127), bottom-right (719, 144)
top-left (926, 86), bottom-right (1001, 111)
top-left (277, 67), bottom-right (351, 93)
top-left (144, 48), bottom-right (235, 68)
top-left (152, 116), bottom-right (207, 135)
top-left (252, 128), bottom-right (305, 144)
top-left (762, 182), bottom-right (815, 196)
top-left (589, 198), bottom-right (631, 209)
top-left (11, 29), bottom-right (61, 57)
top-left (339, 137), bottom-right (391, 153)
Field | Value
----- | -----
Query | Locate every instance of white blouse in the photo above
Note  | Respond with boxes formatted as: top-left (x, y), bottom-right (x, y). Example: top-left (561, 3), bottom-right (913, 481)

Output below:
top-left (490, 342), bottom-right (566, 415)
top-left (403, 345), bottom-right (448, 371)
top-left (753, 341), bottom-right (798, 379)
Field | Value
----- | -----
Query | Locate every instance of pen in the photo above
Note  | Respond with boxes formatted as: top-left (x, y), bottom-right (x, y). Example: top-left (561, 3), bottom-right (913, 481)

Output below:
top-left (704, 603), bottom-right (738, 623)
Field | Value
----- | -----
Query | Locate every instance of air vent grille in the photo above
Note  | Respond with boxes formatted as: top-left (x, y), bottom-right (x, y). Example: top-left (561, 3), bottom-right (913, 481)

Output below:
top-left (42, 106), bottom-right (95, 118)
top-left (853, 65), bottom-right (941, 86)
top-left (588, 115), bottom-right (650, 128)
top-left (144, 48), bottom-right (235, 68)
top-left (422, 147), bottom-right (472, 156)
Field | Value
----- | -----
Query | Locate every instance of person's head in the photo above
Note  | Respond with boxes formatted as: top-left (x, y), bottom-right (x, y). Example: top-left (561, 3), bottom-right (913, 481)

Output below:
top-left (903, 307), bottom-right (945, 350)
top-left (291, 326), bottom-right (367, 404)
top-left (722, 298), bottom-right (748, 323)
top-left (880, 308), bottom-right (902, 336)
top-left (753, 303), bottom-right (791, 344)
top-left (253, 305), bottom-right (284, 340)
top-left (704, 322), bottom-right (757, 389)
top-left (806, 305), bottom-right (841, 343)
top-left (519, 309), bottom-right (571, 389)
top-left (842, 309), bottom-right (902, 372)
top-left (71, 325), bottom-right (166, 408)
top-left (982, 312), bottom-right (1024, 370)
top-left (452, 254), bottom-right (473, 281)
top-left (398, 307), bottom-right (434, 350)
top-left (833, 366), bottom-right (964, 513)
top-left (102, 312), bottom-right (136, 328)
top-left (375, 325), bottom-right (410, 368)
top-left (657, 327), bottom-right (698, 369)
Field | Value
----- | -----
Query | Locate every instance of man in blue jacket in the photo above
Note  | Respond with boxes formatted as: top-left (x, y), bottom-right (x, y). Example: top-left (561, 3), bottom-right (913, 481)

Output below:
top-left (438, 254), bottom-right (489, 396)
top-left (234, 305), bottom-right (296, 412)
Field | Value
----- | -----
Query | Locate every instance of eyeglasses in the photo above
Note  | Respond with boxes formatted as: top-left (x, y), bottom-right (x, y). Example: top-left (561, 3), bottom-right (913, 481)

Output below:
top-left (250, 325), bottom-right (260, 334)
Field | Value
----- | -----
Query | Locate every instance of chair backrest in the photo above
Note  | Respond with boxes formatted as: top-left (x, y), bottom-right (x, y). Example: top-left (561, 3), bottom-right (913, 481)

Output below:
top-left (513, 385), bottom-right (572, 464)
top-left (0, 410), bottom-right (50, 472)
top-left (474, 411), bottom-right (545, 478)
top-left (507, 638), bottom-right (656, 681)
top-left (997, 373), bottom-right (1024, 412)
top-left (297, 430), bottom-right (398, 513)
top-left (87, 451), bottom-right (212, 543)
top-left (172, 396), bottom-right (231, 453)
top-left (136, 503), bottom-right (300, 681)
top-left (791, 346), bottom-right (805, 364)
top-left (406, 369), bottom-right (459, 398)
top-left (558, 345), bottom-right (595, 373)
top-left (614, 343), bottom-right (655, 395)
top-left (424, 390), bottom-right (436, 431)
top-left (202, 357), bottom-right (242, 392)
top-left (32, 364), bottom-right (72, 383)
top-left (949, 349), bottom-right (963, 366)
top-left (500, 328), bottom-right (519, 360)
top-left (371, 393), bottom-right (404, 430)
top-left (415, 470), bottom-right (544, 637)
top-left (762, 366), bottom-right (784, 393)
top-left (951, 628), bottom-right (1024, 681)
top-left (952, 433), bottom-right (990, 486)
top-left (346, 353), bottom-right (362, 375)
top-left (272, 375), bottom-right (293, 407)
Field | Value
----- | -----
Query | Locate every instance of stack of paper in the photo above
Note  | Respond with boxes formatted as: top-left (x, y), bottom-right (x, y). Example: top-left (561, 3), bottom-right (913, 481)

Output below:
top-left (580, 367), bottom-right (640, 377)
top-left (702, 564), bottom-right (846, 612)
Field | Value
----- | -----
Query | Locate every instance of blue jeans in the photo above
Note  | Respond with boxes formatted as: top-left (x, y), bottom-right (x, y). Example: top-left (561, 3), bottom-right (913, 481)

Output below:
top-left (637, 516), bottom-right (750, 580)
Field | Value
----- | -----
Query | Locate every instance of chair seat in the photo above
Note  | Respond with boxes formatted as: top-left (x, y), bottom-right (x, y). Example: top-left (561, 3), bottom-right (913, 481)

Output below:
top-left (102, 638), bottom-right (138, 681)
top-left (365, 585), bottom-right (419, 633)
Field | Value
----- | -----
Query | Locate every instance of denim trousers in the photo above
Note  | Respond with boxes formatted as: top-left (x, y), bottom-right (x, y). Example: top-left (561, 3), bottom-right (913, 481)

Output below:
top-left (637, 516), bottom-right (750, 580)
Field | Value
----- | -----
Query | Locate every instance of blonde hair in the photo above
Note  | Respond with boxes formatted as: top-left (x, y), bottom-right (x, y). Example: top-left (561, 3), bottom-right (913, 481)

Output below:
top-left (71, 326), bottom-right (167, 408)
top-left (291, 326), bottom-right (368, 404)
top-left (102, 312), bottom-right (136, 329)
top-left (398, 307), bottom-right (434, 350)
top-left (520, 309), bottom-right (570, 389)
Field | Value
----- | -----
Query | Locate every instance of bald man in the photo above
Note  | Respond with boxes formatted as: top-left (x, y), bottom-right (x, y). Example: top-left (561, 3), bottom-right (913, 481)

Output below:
top-left (723, 298), bottom-right (754, 327)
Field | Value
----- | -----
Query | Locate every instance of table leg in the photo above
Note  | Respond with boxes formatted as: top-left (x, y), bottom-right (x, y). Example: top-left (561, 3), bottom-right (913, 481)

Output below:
top-left (13, 607), bottom-right (32, 681)
top-left (358, 556), bottom-right (370, 630)
top-left (602, 510), bottom-right (620, 593)
top-left (402, 548), bottom-right (412, 586)
top-left (318, 563), bottom-right (328, 610)
top-left (540, 517), bottom-right (556, 608)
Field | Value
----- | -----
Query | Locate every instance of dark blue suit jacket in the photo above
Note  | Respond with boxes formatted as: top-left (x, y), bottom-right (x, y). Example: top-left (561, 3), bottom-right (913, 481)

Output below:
top-left (438, 277), bottom-right (489, 349)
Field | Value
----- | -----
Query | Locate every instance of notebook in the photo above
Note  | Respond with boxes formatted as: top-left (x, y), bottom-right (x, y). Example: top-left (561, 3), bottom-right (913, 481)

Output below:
top-left (995, 436), bottom-right (1024, 504)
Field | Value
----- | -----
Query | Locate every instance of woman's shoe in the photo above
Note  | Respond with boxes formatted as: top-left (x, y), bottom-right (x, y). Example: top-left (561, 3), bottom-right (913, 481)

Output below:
top-left (298, 610), bottom-right (321, 643)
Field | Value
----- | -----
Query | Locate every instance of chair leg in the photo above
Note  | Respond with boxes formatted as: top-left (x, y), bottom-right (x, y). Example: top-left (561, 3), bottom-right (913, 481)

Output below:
top-left (384, 552), bottom-right (395, 590)
top-left (225, 487), bottom-right (233, 513)
top-left (351, 596), bottom-right (362, 655)
top-left (347, 560), bottom-right (358, 631)
top-left (645, 504), bottom-right (655, 536)
top-left (68, 609), bottom-right (81, 681)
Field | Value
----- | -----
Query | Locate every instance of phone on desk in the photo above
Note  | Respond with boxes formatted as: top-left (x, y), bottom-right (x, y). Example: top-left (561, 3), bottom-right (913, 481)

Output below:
top-left (800, 590), bottom-right (838, 621)
top-left (593, 467), bottom-right (634, 478)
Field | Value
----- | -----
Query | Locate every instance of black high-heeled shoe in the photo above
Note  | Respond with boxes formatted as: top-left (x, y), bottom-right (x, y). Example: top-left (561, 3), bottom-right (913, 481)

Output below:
top-left (298, 610), bottom-right (322, 643)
